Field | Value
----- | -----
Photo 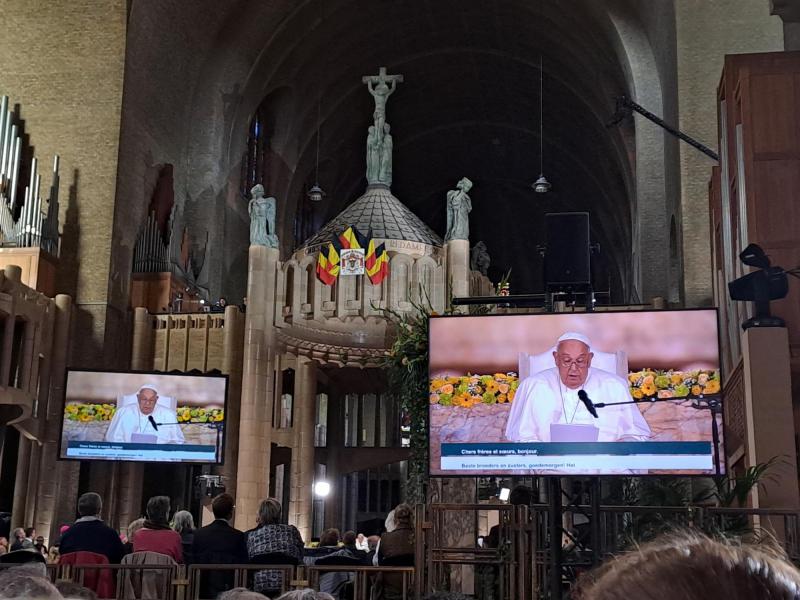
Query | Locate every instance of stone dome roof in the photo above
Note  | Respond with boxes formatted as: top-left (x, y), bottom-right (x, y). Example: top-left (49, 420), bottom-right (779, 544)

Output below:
top-left (302, 184), bottom-right (443, 249)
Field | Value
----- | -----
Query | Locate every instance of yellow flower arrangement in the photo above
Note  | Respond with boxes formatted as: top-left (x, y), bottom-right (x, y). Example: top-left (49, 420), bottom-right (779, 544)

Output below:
top-left (429, 373), bottom-right (520, 408)
top-left (430, 368), bottom-right (721, 409)
top-left (65, 403), bottom-right (224, 423)
top-left (628, 369), bottom-right (721, 399)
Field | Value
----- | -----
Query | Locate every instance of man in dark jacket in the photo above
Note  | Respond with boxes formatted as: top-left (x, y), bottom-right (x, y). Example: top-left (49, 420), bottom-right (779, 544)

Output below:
top-left (192, 493), bottom-right (248, 598)
top-left (59, 492), bottom-right (125, 564)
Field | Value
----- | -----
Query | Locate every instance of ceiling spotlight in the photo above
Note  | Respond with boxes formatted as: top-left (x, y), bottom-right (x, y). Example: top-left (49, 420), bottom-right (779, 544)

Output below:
top-left (307, 184), bottom-right (326, 203)
top-left (533, 175), bottom-right (551, 194)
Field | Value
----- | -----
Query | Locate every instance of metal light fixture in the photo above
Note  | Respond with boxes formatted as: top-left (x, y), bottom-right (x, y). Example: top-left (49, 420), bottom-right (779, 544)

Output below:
top-left (307, 95), bottom-right (326, 202)
top-left (532, 54), bottom-right (551, 194)
top-left (728, 243), bottom-right (791, 330)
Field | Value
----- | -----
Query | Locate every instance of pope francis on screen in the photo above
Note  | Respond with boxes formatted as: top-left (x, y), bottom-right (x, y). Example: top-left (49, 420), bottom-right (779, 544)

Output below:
top-left (504, 332), bottom-right (651, 442)
top-left (105, 384), bottom-right (185, 444)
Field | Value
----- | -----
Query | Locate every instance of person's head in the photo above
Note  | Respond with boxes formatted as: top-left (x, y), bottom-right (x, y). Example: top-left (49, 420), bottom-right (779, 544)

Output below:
top-left (251, 183), bottom-right (265, 198)
top-left (319, 528), bottom-right (340, 547)
top-left (342, 530), bottom-right (357, 547)
top-left (572, 532), bottom-right (800, 600)
top-left (457, 177), bottom-right (473, 192)
top-left (0, 536), bottom-right (8, 548)
top-left (24, 527), bottom-right (35, 539)
top-left (256, 497), bottom-right (282, 526)
top-left (212, 492), bottom-right (236, 521)
top-left (508, 485), bottom-right (534, 506)
top-left (126, 518), bottom-right (145, 543)
top-left (0, 566), bottom-right (61, 599)
top-left (146, 495), bottom-right (171, 525)
top-left (55, 580), bottom-right (98, 600)
top-left (172, 510), bottom-right (194, 534)
top-left (217, 589), bottom-right (269, 600)
top-left (35, 536), bottom-right (45, 545)
top-left (12, 528), bottom-right (24, 541)
top-left (77, 492), bottom-right (103, 518)
top-left (136, 386), bottom-right (158, 416)
top-left (393, 503), bottom-right (414, 529)
top-left (553, 332), bottom-right (593, 389)
top-left (384, 123), bottom-right (391, 134)
top-left (275, 590), bottom-right (335, 600)
top-left (218, 297), bottom-right (227, 307)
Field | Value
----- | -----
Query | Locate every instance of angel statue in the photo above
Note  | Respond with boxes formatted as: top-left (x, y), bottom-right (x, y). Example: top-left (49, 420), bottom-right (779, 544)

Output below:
top-left (248, 184), bottom-right (279, 248)
top-left (445, 177), bottom-right (473, 242)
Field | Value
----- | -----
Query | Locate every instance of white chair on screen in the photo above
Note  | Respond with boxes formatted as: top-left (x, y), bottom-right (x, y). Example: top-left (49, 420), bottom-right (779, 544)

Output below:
top-left (518, 348), bottom-right (628, 380)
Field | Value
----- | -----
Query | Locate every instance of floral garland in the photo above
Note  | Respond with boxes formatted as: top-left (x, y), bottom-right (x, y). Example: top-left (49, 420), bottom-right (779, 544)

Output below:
top-left (65, 403), bottom-right (224, 423)
top-left (428, 369), bottom-right (721, 409)
top-left (628, 369), bottom-right (720, 399)
top-left (430, 373), bottom-right (520, 407)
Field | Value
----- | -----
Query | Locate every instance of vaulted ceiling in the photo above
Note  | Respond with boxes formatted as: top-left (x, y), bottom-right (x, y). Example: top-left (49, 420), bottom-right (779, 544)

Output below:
top-left (129, 0), bottom-right (643, 299)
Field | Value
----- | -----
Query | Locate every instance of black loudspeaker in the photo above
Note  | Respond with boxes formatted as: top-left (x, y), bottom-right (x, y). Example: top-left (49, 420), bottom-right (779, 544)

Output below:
top-left (545, 212), bottom-right (591, 285)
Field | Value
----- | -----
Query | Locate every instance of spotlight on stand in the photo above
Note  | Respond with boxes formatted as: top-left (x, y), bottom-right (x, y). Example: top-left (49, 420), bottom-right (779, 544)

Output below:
top-left (728, 243), bottom-right (789, 330)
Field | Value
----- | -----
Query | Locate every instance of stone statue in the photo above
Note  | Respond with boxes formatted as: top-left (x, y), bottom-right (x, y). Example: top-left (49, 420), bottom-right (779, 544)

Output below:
top-left (248, 184), bottom-right (279, 248)
top-left (378, 123), bottom-right (393, 185)
top-left (362, 67), bottom-right (403, 186)
top-left (366, 125), bottom-right (381, 183)
top-left (470, 241), bottom-right (490, 275)
top-left (363, 67), bottom-right (403, 135)
top-left (445, 177), bottom-right (473, 242)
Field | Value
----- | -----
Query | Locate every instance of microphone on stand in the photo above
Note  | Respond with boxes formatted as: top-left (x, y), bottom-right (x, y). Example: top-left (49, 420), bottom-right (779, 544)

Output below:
top-left (578, 390), bottom-right (599, 419)
top-left (148, 415), bottom-right (159, 431)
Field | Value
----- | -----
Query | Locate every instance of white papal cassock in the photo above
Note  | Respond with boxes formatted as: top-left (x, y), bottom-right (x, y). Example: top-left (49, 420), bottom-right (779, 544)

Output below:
top-left (105, 404), bottom-right (185, 444)
top-left (504, 367), bottom-right (651, 442)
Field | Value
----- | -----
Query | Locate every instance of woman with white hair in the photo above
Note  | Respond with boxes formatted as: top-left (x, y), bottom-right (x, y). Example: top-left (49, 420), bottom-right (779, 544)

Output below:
top-left (172, 510), bottom-right (195, 564)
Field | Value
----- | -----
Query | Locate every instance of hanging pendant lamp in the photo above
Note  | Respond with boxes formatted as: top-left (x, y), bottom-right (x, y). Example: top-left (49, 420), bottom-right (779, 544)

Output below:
top-left (307, 95), bottom-right (326, 202)
top-left (533, 54), bottom-right (551, 194)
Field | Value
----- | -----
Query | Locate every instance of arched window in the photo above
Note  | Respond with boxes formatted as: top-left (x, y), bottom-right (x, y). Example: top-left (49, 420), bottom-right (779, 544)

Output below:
top-left (241, 108), bottom-right (268, 197)
top-left (306, 263), bottom-right (315, 307)
top-left (285, 265), bottom-right (295, 313)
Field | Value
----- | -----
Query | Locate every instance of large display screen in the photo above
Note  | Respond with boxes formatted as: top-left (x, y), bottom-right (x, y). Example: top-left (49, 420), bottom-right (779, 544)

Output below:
top-left (429, 309), bottom-right (724, 476)
top-left (60, 370), bottom-right (228, 464)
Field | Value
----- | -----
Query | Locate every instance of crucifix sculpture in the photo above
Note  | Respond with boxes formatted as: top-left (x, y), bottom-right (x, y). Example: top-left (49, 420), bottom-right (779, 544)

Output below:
top-left (362, 67), bottom-right (403, 186)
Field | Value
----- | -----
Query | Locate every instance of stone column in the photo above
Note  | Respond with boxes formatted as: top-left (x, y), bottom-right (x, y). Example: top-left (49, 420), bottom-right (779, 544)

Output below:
top-left (445, 240), bottom-right (470, 314)
top-left (235, 245), bottom-right (279, 530)
top-left (217, 305), bottom-right (244, 504)
top-left (34, 294), bottom-right (71, 544)
top-left (0, 266), bottom-right (20, 387)
top-left (11, 437), bottom-right (30, 529)
top-left (288, 356), bottom-right (317, 540)
top-left (115, 307), bottom-right (151, 529)
top-left (741, 327), bottom-right (799, 510)
top-left (674, 0), bottom-right (783, 305)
